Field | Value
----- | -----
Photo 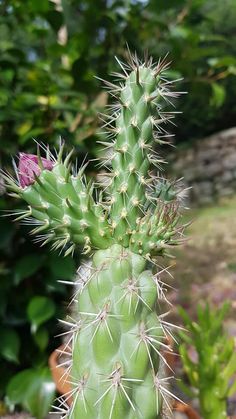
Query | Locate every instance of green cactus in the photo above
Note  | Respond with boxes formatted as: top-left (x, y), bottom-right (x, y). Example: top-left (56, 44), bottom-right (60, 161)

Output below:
top-left (3, 53), bottom-right (186, 418)
top-left (179, 303), bottom-right (236, 419)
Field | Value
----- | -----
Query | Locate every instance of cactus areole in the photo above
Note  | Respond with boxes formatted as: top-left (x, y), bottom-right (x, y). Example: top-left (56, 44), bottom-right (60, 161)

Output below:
top-left (4, 53), bottom-right (187, 418)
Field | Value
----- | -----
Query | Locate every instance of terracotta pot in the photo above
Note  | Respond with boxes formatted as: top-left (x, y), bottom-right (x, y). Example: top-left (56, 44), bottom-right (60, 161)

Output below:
top-left (174, 401), bottom-right (200, 419)
top-left (163, 338), bottom-right (200, 418)
top-left (49, 344), bottom-right (72, 405)
top-left (163, 336), bottom-right (179, 373)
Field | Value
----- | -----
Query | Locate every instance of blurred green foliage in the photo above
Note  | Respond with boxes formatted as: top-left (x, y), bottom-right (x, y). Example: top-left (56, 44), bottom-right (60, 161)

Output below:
top-left (7, 367), bottom-right (55, 418)
top-left (179, 303), bottom-right (236, 419)
top-left (0, 0), bottom-right (236, 415)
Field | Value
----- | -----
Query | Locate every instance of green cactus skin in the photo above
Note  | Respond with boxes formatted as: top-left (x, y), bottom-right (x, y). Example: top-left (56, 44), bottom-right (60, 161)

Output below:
top-left (4, 53), bottom-right (186, 418)
top-left (70, 244), bottom-right (163, 419)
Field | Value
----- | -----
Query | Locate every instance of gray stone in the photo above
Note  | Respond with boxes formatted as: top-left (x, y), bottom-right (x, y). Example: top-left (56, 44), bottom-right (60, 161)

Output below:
top-left (168, 127), bottom-right (236, 204)
top-left (219, 187), bottom-right (234, 197)
top-left (223, 153), bottom-right (236, 169)
top-left (221, 170), bottom-right (234, 182)
top-left (196, 148), bottom-right (218, 162)
top-left (182, 168), bottom-right (198, 181)
top-left (204, 163), bottom-right (222, 178)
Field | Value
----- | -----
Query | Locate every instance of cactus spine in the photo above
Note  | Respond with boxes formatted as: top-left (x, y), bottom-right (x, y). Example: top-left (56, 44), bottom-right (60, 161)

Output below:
top-left (4, 53), bottom-right (186, 418)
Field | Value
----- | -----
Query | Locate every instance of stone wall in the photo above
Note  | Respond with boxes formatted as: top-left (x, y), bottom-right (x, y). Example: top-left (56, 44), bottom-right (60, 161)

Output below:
top-left (168, 127), bottom-right (236, 205)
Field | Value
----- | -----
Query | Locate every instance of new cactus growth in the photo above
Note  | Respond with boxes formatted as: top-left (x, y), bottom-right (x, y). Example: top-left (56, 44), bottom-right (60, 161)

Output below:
top-left (4, 52), bottom-right (186, 418)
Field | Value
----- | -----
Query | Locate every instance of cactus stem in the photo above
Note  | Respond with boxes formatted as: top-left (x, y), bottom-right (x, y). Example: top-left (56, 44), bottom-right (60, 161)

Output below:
top-left (33, 172), bottom-right (44, 186)
top-left (116, 278), bottom-right (151, 313)
top-left (65, 164), bottom-right (72, 182)
top-left (80, 219), bottom-right (89, 229)
top-left (94, 380), bottom-right (116, 409)
top-left (138, 138), bottom-right (149, 150)
top-left (57, 318), bottom-right (82, 348)
top-left (95, 366), bottom-right (138, 413)
top-left (143, 327), bottom-right (173, 371)
top-left (147, 92), bottom-right (160, 103)
top-left (80, 308), bottom-right (116, 344)
top-left (131, 197), bottom-right (140, 207)
top-left (120, 99), bottom-right (130, 108)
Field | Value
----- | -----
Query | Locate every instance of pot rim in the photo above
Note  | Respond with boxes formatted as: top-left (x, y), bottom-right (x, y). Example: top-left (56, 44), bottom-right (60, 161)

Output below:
top-left (174, 401), bottom-right (200, 419)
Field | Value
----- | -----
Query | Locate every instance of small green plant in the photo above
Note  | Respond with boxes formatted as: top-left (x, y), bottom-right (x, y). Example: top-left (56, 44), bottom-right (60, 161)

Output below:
top-left (3, 52), bottom-right (186, 418)
top-left (179, 303), bottom-right (236, 419)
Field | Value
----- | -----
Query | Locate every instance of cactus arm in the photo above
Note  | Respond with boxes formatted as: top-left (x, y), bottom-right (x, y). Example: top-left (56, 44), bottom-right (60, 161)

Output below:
top-left (130, 202), bottom-right (182, 257)
top-left (107, 60), bottom-right (169, 246)
top-left (3, 156), bottom-right (113, 255)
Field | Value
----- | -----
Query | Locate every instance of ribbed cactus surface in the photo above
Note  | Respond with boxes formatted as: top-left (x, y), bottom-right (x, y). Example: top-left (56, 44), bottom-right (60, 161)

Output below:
top-left (72, 244), bottom-right (164, 418)
top-left (4, 52), bottom-right (185, 418)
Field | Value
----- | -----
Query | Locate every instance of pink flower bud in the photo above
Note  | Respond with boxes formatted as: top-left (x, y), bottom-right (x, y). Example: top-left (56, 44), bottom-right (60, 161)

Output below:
top-left (18, 153), bottom-right (54, 188)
